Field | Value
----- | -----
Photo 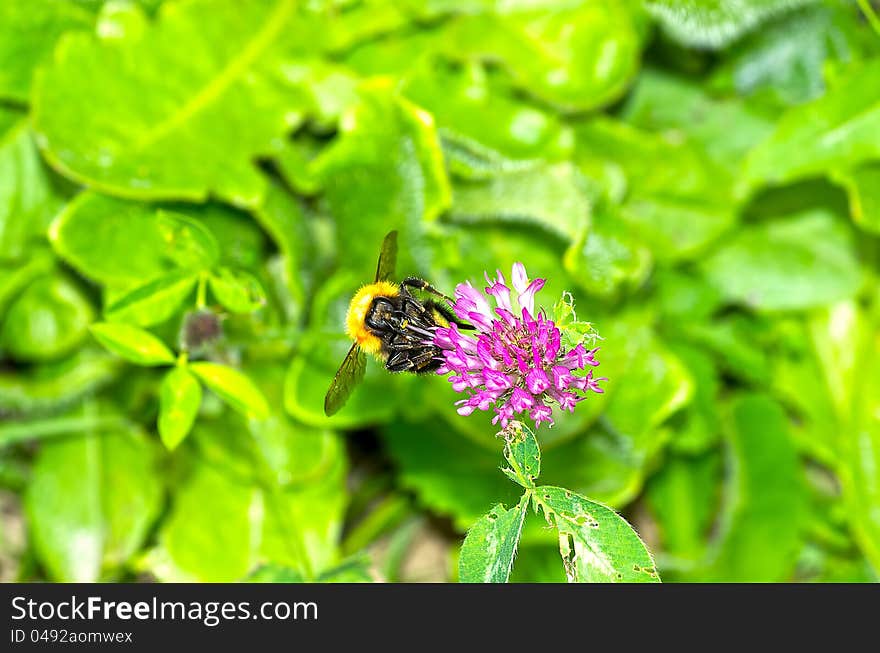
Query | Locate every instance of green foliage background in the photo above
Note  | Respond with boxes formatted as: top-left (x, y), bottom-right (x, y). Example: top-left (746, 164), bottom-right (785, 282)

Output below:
top-left (1, 0), bottom-right (879, 583)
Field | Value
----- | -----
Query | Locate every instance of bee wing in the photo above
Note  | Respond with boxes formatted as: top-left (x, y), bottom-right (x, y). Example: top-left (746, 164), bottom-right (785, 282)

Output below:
top-left (374, 230), bottom-right (398, 282)
top-left (323, 343), bottom-right (367, 416)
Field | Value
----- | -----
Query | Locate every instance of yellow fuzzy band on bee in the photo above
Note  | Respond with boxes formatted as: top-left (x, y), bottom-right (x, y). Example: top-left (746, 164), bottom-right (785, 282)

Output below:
top-left (345, 281), bottom-right (399, 356)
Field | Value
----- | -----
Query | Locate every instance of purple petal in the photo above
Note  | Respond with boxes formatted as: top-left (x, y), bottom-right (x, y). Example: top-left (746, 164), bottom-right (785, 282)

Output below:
top-left (483, 368), bottom-right (513, 392)
top-left (525, 367), bottom-right (550, 394)
top-left (511, 262), bottom-right (529, 295)
top-left (529, 403), bottom-right (554, 427)
top-left (551, 365), bottom-right (572, 390)
top-left (509, 387), bottom-right (534, 413)
top-left (517, 277), bottom-right (545, 317)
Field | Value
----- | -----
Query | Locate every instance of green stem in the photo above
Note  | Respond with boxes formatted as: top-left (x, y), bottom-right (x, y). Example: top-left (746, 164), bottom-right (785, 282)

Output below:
top-left (857, 0), bottom-right (880, 36)
top-left (196, 272), bottom-right (208, 309)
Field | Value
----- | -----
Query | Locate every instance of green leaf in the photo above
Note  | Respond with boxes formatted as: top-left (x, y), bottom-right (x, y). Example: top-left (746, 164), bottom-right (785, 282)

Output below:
top-left (601, 315), bottom-right (694, 461)
top-left (154, 209), bottom-right (220, 271)
top-left (383, 414), bottom-right (520, 530)
top-left (251, 180), bottom-right (308, 311)
top-left (701, 210), bottom-right (862, 311)
top-left (832, 163), bottom-right (880, 234)
top-left (834, 303), bottom-right (880, 573)
top-left (49, 193), bottom-right (217, 287)
top-left (563, 202), bottom-right (652, 298)
top-left (744, 58), bottom-right (880, 192)
top-left (32, 0), bottom-right (305, 207)
top-left (447, 2), bottom-right (644, 112)
top-left (25, 428), bottom-right (163, 581)
top-left (0, 348), bottom-right (119, 414)
top-left (208, 267), bottom-right (267, 313)
top-left (0, 0), bottom-right (93, 102)
top-left (448, 162), bottom-right (590, 241)
top-left (665, 343), bottom-right (722, 453)
top-left (500, 421), bottom-right (541, 489)
top-left (575, 118), bottom-right (736, 261)
top-left (248, 557), bottom-right (372, 583)
top-left (89, 322), bottom-right (175, 366)
top-left (646, 452), bottom-right (721, 564)
top-left (702, 394), bottom-right (806, 581)
top-left (709, 4), bottom-right (864, 106)
top-left (400, 58), bottom-right (572, 178)
top-left (150, 460), bottom-right (258, 581)
top-left (622, 69), bottom-right (774, 170)
top-left (312, 81), bottom-right (450, 280)
top-left (533, 486), bottom-right (660, 583)
top-left (1, 273), bottom-right (94, 362)
top-left (0, 115), bottom-right (66, 261)
top-left (459, 494), bottom-right (529, 583)
top-left (189, 361), bottom-right (270, 420)
top-left (104, 270), bottom-right (198, 327)
top-left (158, 366), bottom-right (202, 451)
top-left (646, 0), bottom-right (817, 48)
top-left (149, 398), bottom-right (349, 581)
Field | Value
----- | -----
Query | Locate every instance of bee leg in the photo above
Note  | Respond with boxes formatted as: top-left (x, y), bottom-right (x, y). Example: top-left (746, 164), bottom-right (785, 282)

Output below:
top-left (386, 347), bottom-right (441, 373)
top-left (401, 277), bottom-right (454, 304)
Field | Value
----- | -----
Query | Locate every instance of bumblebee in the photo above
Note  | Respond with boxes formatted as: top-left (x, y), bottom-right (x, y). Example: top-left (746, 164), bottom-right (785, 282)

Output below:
top-left (323, 230), bottom-right (463, 416)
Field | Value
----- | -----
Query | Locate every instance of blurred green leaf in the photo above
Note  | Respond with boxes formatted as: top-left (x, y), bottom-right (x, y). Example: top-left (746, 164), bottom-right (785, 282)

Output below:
top-left (25, 429), bottom-right (163, 581)
top-left (563, 202), bottom-right (652, 298)
top-left (701, 210), bottom-right (861, 311)
top-left (104, 271), bottom-right (198, 327)
top-left (400, 59), bottom-right (571, 178)
top-left (709, 4), bottom-right (864, 106)
top-left (459, 494), bottom-right (528, 583)
top-left (448, 162), bottom-right (590, 241)
top-left (150, 460), bottom-right (257, 582)
top-left (0, 0), bottom-right (93, 102)
top-left (0, 348), bottom-right (119, 414)
top-left (384, 416), bottom-right (519, 529)
top-left (744, 58), bottom-right (880, 192)
top-left (50, 193), bottom-right (215, 287)
top-left (209, 267), bottom-right (266, 314)
top-left (575, 119), bottom-right (736, 261)
top-left (646, 452), bottom-right (721, 564)
top-left (89, 322), bottom-right (175, 366)
top-left (0, 114), bottom-right (66, 261)
top-left (623, 69), bottom-right (774, 170)
top-left (832, 163), bottom-right (880, 233)
top-left (665, 343), bottom-right (722, 453)
top-left (158, 366), bottom-right (202, 451)
top-left (447, 2), bottom-right (644, 112)
top-left (1, 273), bottom-right (93, 362)
top-left (646, 0), bottom-right (817, 48)
top-left (824, 302), bottom-right (880, 574)
top-left (702, 394), bottom-right (806, 581)
top-left (32, 0), bottom-right (304, 207)
top-left (533, 486), bottom-right (659, 583)
top-left (248, 556), bottom-right (372, 583)
top-left (312, 81), bottom-right (450, 279)
top-left (190, 362), bottom-right (270, 420)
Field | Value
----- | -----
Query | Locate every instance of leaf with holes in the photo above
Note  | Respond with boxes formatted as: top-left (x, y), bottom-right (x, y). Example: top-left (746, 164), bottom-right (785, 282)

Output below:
top-left (500, 421), bottom-right (541, 488)
top-left (533, 486), bottom-right (659, 583)
top-left (459, 493), bottom-right (529, 583)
